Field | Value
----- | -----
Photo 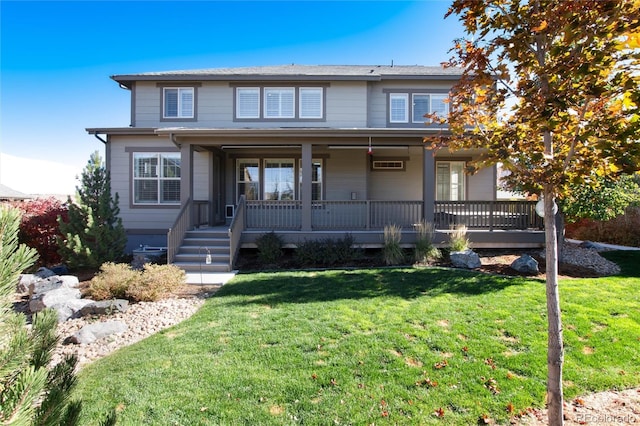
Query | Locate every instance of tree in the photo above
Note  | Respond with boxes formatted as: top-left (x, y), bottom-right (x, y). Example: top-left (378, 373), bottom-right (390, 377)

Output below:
top-left (58, 151), bottom-right (127, 270)
top-left (0, 205), bottom-right (82, 424)
top-left (431, 1), bottom-right (640, 424)
top-left (561, 174), bottom-right (640, 222)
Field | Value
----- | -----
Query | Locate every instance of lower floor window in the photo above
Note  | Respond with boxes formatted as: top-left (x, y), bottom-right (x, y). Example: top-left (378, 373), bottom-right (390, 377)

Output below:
top-left (237, 158), bottom-right (323, 201)
top-left (133, 152), bottom-right (181, 204)
top-left (436, 161), bottom-right (465, 201)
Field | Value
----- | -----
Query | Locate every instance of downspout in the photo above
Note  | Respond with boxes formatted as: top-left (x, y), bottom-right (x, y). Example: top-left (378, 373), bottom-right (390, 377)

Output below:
top-left (93, 133), bottom-right (107, 144)
top-left (170, 132), bottom-right (181, 148)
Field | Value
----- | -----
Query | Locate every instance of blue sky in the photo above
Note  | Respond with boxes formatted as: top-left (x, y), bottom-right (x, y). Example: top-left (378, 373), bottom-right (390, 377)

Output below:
top-left (0, 0), bottom-right (464, 194)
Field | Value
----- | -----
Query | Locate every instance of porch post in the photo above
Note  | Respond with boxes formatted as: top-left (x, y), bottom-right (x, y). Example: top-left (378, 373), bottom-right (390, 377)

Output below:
top-left (301, 142), bottom-right (312, 231)
top-left (423, 147), bottom-right (435, 224)
top-left (180, 143), bottom-right (194, 227)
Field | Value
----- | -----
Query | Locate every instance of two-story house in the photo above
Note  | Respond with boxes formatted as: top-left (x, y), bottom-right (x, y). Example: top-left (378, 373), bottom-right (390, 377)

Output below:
top-left (87, 64), bottom-right (544, 273)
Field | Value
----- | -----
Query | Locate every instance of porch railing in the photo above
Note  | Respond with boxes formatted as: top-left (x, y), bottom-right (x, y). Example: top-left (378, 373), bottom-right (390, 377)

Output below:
top-left (228, 195), bottom-right (246, 270)
top-left (246, 200), bottom-right (303, 229)
top-left (434, 200), bottom-right (543, 230)
top-left (167, 198), bottom-right (192, 264)
top-left (312, 201), bottom-right (423, 229)
top-left (243, 199), bottom-right (543, 231)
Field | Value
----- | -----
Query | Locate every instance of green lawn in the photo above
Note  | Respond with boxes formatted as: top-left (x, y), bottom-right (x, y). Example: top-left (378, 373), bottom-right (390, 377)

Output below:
top-left (74, 252), bottom-right (640, 425)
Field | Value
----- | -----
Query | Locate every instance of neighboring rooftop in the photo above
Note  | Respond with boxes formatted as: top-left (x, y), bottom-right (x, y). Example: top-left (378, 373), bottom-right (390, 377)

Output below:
top-left (112, 64), bottom-right (462, 87)
top-left (0, 183), bottom-right (31, 201)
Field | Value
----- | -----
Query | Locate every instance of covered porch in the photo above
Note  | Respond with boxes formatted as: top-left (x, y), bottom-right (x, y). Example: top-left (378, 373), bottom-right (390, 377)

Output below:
top-left (163, 128), bottom-right (545, 268)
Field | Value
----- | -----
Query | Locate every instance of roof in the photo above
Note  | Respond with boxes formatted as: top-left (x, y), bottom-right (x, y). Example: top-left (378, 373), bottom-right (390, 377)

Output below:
top-left (0, 183), bottom-right (31, 200)
top-left (112, 64), bottom-right (463, 87)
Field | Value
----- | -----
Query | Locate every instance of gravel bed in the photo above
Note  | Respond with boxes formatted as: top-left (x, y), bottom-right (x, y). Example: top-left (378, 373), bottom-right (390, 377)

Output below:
top-left (543, 242), bottom-right (621, 276)
top-left (51, 296), bottom-right (205, 368)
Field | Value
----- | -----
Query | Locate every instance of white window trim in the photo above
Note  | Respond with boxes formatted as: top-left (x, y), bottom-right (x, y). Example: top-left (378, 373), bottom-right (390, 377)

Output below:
top-left (234, 86), bottom-right (325, 120)
top-left (436, 160), bottom-right (466, 201)
top-left (299, 87), bottom-right (323, 119)
top-left (236, 158), bottom-right (261, 201)
top-left (411, 93), bottom-right (430, 123)
top-left (264, 87), bottom-right (295, 119)
top-left (163, 87), bottom-right (194, 119)
top-left (298, 158), bottom-right (324, 200)
top-left (133, 152), bottom-right (181, 205)
top-left (389, 93), bottom-right (409, 123)
top-left (236, 87), bottom-right (260, 119)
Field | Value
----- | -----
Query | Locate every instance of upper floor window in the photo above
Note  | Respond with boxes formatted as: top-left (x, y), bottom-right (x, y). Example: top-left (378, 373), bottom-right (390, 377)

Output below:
top-left (234, 86), bottom-right (326, 120)
top-left (390, 94), bottom-right (409, 123)
top-left (163, 87), bottom-right (194, 119)
top-left (265, 88), bottom-right (295, 118)
top-left (386, 90), bottom-right (449, 126)
top-left (412, 94), bottom-right (449, 123)
top-left (299, 88), bottom-right (323, 119)
top-left (236, 88), bottom-right (260, 118)
top-left (133, 152), bottom-right (181, 205)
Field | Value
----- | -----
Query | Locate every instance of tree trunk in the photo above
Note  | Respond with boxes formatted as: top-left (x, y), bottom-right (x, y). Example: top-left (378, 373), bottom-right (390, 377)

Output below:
top-left (544, 185), bottom-right (564, 425)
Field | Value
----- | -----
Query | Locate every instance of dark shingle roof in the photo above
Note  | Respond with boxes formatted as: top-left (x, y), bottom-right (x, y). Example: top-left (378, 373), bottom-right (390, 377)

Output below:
top-left (112, 64), bottom-right (462, 86)
top-left (0, 183), bottom-right (31, 200)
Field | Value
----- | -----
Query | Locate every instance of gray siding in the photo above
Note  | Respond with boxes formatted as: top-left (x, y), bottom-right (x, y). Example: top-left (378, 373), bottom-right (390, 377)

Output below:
top-left (468, 167), bottom-right (495, 200)
top-left (109, 135), bottom-right (181, 230)
top-left (133, 81), bottom-right (369, 129)
top-left (325, 150), bottom-right (368, 200)
top-left (369, 146), bottom-right (422, 200)
top-left (367, 80), bottom-right (453, 128)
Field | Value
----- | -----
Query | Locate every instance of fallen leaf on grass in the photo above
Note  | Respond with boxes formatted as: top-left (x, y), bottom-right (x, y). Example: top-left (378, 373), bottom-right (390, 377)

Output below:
top-left (433, 407), bottom-right (445, 418)
top-left (434, 359), bottom-right (448, 369)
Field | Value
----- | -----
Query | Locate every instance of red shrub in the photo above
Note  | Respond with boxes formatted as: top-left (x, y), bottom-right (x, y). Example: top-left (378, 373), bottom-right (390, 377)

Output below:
top-left (565, 207), bottom-right (640, 247)
top-left (9, 197), bottom-right (69, 266)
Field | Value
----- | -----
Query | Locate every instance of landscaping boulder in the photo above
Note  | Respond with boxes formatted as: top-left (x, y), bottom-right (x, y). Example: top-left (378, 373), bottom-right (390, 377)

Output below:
top-left (80, 299), bottom-right (129, 317)
top-left (16, 274), bottom-right (38, 293)
top-left (29, 287), bottom-right (81, 313)
top-left (450, 249), bottom-right (482, 269)
top-left (35, 267), bottom-right (57, 279)
top-left (68, 320), bottom-right (128, 345)
top-left (54, 299), bottom-right (95, 322)
top-left (511, 254), bottom-right (539, 275)
top-left (23, 274), bottom-right (80, 296)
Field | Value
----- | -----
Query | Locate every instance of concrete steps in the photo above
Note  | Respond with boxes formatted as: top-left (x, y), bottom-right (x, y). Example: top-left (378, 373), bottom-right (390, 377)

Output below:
top-left (172, 229), bottom-right (231, 273)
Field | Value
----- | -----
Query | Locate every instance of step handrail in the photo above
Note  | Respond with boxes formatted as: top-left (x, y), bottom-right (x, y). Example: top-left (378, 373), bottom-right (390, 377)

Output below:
top-left (167, 198), bottom-right (192, 264)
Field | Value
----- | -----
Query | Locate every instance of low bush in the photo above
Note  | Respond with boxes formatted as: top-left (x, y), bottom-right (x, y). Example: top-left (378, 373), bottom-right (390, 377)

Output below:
top-left (86, 263), bottom-right (140, 300)
top-left (383, 224), bottom-right (405, 265)
top-left (295, 234), bottom-right (356, 267)
top-left (87, 262), bottom-right (185, 302)
top-left (126, 264), bottom-right (185, 302)
top-left (255, 231), bottom-right (284, 265)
